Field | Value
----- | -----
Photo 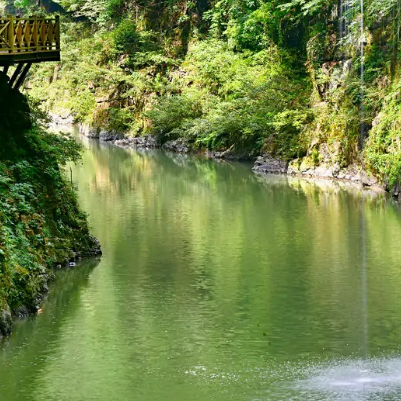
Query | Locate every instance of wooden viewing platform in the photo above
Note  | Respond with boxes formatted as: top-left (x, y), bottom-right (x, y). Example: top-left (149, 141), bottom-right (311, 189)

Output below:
top-left (0, 15), bottom-right (60, 90)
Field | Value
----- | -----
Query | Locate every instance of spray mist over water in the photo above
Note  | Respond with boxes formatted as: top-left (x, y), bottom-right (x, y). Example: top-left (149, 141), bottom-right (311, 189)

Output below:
top-left (297, 358), bottom-right (401, 401)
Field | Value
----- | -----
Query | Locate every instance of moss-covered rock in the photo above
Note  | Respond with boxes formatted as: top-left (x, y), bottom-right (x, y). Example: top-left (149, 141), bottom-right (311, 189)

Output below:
top-left (0, 71), bottom-right (100, 337)
top-left (0, 306), bottom-right (12, 337)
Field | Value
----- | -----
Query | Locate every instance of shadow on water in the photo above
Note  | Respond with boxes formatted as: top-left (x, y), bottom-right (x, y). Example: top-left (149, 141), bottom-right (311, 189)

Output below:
top-left (0, 258), bottom-right (100, 399)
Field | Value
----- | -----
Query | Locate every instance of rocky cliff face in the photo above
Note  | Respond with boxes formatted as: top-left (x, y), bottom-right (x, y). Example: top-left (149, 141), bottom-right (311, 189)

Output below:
top-left (0, 72), bottom-right (101, 338)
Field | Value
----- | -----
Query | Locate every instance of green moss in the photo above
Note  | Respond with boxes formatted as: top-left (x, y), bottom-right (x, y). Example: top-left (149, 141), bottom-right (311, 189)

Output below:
top-left (299, 156), bottom-right (317, 172)
top-left (0, 73), bottom-right (98, 336)
top-left (22, 0), bottom-right (401, 189)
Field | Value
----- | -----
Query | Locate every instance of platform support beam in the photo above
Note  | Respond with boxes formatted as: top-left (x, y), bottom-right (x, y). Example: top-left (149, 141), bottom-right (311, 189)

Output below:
top-left (9, 63), bottom-right (23, 87)
top-left (14, 63), bottom-right (32, 91)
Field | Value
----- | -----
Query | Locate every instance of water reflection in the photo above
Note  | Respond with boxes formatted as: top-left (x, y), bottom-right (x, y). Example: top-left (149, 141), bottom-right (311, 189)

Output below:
top-left (1, 131), bottom-right (401, 400)
top-left (0, 258), bottom-right (100, 399)
top-left (361, 199), bottom-right (369, 358)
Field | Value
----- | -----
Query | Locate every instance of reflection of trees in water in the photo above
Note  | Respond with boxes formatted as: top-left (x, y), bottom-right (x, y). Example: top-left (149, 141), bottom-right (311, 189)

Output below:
top-left (73, 140), bottom-right (401, 361)
top-left (0, 258), bottom-right (100, 397)
top-left (4, 138), bottom-right (401, 400)
top-left (360, 199), bottom-right (368, 358)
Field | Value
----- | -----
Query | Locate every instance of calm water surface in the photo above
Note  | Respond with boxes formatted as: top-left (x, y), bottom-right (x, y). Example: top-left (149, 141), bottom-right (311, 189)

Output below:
top-left (2, 135), bottom-right (401, 400)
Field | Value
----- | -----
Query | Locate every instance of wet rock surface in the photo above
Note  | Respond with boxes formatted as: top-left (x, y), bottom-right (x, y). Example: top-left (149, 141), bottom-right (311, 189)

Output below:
top-left (0, 307), bottom-right (12, 338)
top-left (79, 123), bottom-right (159, 149)
top-left (77, 123), bottom-right (388, 194)
top-left (79, 124), bottom-right (158, 150)
top-left (254, 153), bottom-right (385, 192)
top-left (79, 125), bottom-right (124, 142)
top-left (50, 112), bottom-right (74, 125)
top-left (84, 236), bottom-right (103, 258)
top-left (205, 148), bottom-right (253, 161)
top-left (113, 135), bottom-right (158, 149)
top-left (392, 180), bottom-right (401, 200)
top-left (288, 160), bottom-right (344, 180)
top-left (288, 160), bottom-right (383, 189)
top-left (253, 154), bottom-right (287, 174)
top-left (163, 138), bottom-right (190, 153)
top-left (79, 124), bottom-right (100, 138)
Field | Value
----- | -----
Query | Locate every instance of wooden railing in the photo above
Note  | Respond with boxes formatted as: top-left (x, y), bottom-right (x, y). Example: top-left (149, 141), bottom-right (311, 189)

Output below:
top-left (0, 15), bottom-right (60, 58)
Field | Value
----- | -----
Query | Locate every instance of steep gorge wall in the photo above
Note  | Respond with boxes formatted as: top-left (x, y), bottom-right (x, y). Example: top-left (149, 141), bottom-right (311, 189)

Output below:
top-left (0, 73), bottom-right (100, 337)
top-left (25, 0), bottom-right (401, 190)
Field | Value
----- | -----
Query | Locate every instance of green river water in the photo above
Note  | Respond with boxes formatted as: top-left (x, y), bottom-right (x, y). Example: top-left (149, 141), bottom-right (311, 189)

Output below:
top-left (2, 134), bottom-right (401, 400)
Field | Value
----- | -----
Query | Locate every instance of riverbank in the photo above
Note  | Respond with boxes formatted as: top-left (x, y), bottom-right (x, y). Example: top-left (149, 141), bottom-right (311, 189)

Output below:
top-left (27, 6), bottom-right (401, 199)
top-left (72, 121), bottom-right (390, 198)
top-left (0, 75), bottom-right (101, 338)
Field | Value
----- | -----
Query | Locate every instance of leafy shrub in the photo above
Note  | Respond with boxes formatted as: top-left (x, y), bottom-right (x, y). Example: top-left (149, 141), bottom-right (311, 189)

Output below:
top-left (146, 39), bottom-right (309, 155)
top-left (114, 19), bottom-right (139, 55)
top-left (147, 94), bottom-right (204, 140)
top-left (0, 83), bottom-right (93, 324)
top-left (364, 85), bottom-right (401, 186)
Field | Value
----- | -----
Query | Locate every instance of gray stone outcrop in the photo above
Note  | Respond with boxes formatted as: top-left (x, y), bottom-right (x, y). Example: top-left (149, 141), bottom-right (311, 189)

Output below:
top-left (252, 154), bottom-right (287, 174)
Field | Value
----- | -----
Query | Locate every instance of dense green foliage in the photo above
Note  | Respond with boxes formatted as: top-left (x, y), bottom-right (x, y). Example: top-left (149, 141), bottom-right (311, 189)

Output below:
top-left (0, 73), bottom-right (97, 334)
top-left (10, 0), bottom-right (401, 186)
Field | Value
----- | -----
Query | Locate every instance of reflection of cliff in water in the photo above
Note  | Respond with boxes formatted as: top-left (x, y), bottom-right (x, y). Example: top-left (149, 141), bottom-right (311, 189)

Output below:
top-left (13, 258), bottom-right (101, 335)
top-left (0, 258), bottom-right (100, 397)
top-left (255, 172), bottom-right (389, 204)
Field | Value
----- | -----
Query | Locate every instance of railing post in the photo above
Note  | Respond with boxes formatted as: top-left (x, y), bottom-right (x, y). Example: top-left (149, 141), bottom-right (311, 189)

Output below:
top-left (2, 17), bottom-right (7, 47)
top-left (33, 15), bottom-right (38, 52)
top-left (25, 17), bottom-right (31, 52)
top-left (55, 15), bottom-right (60, 50)
top-left (7, 15), bottom-right (14, 54)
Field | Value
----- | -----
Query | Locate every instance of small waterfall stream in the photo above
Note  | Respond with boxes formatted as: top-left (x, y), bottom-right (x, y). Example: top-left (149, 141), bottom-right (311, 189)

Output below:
top-left (360, 0), bottom-right (365, 148)
top-left (338, 0), bottom-right (365, 148)
top-left (338, 0), bottom-right (351, 40)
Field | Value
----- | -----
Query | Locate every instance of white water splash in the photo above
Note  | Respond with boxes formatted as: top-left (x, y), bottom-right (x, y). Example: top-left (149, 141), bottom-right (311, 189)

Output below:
top-left (298, 358), bottom-right (401, 401)
top-left (184, 357), bottom-right (401, 400)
